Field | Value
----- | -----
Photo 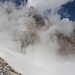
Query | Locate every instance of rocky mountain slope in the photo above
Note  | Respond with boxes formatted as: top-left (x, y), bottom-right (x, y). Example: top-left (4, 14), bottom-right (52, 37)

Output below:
top-left (0, 58), bottom-right (21, 75)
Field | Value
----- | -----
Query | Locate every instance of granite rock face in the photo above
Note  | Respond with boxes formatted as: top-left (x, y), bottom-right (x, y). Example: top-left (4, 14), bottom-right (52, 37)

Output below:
top-left (0, 58), bottom-right (21, 75)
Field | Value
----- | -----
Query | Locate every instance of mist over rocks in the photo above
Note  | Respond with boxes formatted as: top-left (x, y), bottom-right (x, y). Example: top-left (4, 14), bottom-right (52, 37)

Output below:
top-left (56, 32), bottom-right (75, 56)
top-left (0, 1), bottom-right (75, 75)
top-left (0, 2), bottom-right (75, 57)
top-left (1, 0), bottom-right (75, 61)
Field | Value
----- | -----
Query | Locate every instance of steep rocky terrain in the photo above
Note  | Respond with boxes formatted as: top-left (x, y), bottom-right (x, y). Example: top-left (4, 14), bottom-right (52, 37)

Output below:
top-left (0, 58), bottom-right (21, 75)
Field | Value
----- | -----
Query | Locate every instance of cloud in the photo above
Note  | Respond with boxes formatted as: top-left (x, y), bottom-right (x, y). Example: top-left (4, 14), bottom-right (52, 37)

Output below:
top-left (28, 0), bottom-right (74, 11)
top-left (0, 1), bottom-right (75, 75)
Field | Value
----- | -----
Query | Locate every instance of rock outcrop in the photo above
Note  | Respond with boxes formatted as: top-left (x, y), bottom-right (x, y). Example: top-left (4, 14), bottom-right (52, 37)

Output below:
top-left (57, 33), bottom-right (75, 56)
top-left (28, 6), bottom-right (45, 29)
top-left (0, 58), bottom-right (21, 75)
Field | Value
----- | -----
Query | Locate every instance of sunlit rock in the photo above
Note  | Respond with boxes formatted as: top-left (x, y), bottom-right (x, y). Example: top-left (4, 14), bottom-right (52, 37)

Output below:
top-left (0, 58), bottom-right (21, 75)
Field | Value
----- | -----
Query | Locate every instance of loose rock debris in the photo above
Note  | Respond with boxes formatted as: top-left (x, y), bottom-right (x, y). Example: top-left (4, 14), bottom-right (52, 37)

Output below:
top-left (0, 57), bottom-right (21, 75)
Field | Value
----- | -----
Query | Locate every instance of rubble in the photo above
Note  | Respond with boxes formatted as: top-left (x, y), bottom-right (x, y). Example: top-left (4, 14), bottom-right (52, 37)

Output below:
top-left (0, 58), bottom-right (21, 75)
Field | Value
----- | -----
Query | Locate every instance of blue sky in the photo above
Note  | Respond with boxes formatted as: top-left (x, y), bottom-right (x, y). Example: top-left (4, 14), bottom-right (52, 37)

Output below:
top-left (0, 0), bottom-right (75, 21)
top-left (0, 0), bottom-right (28, 6)
top-left (59, 0), bottom-right (75, 21)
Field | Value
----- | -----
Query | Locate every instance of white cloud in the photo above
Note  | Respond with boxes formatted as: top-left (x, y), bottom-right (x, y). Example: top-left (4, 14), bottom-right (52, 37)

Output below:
top-left (28, 0), bottom-right (74, 11)
top-left (0, 1), bottom-right (75, 75)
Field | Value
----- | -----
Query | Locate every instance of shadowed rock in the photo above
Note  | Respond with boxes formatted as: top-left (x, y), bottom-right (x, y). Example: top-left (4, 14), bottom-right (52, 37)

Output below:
top-left (28, 6), bottom-right (45, 29)
top-left (33, 14), bottom-right (45, 29)
top-left (20, 31), bottom-right (39, 52)
top-left (57, 33), bottom-right (75, 56)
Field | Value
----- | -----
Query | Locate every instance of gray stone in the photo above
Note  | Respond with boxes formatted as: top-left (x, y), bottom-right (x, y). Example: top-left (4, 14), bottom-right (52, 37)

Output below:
top-left (0, 58), bottom-right (21, 75)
